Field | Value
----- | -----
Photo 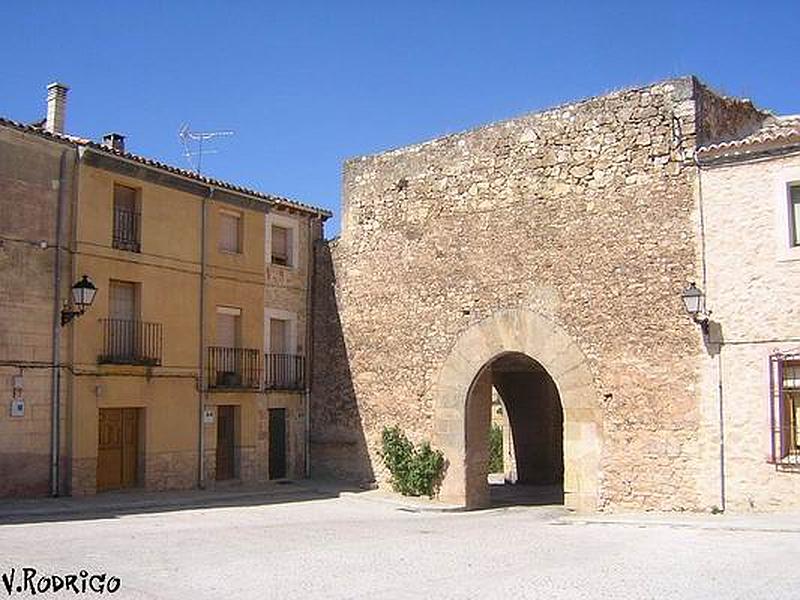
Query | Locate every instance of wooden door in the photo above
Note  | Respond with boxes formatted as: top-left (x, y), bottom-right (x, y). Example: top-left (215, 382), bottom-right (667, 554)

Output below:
top-left (269, 408), bottom-right (287, 480)
top-left (216, 406), bottom-right (237, 480)
top-left (97, 408), bottom-right (139, 491)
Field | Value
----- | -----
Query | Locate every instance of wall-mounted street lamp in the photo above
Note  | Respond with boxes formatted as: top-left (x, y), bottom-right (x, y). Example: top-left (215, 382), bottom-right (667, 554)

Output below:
top-left (61, 275), bottom-right (97, 326)
top-left (681, 282), bottom-right (710, 335)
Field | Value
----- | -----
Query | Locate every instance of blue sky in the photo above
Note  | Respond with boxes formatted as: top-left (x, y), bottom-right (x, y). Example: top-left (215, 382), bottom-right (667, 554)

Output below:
top-left (2, 1), bottom-right (798, 235)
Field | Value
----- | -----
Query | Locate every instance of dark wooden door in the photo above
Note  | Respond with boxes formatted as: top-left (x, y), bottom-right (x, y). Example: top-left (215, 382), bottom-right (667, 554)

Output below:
top-left (97, 408), bottom-right (139, 491)
top-left (216, 406), bottom-right (236, 480)
top-left (269, 408), bottom-right (287, 480)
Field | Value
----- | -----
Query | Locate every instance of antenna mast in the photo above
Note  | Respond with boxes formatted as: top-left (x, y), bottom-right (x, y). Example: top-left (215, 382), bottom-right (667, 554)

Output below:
top-left (178, 124), bottom-right (234, 175)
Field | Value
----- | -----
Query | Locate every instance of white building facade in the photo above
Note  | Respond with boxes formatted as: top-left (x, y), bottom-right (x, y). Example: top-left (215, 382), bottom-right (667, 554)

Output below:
top-left (698, 116), bottom-right (800, 511)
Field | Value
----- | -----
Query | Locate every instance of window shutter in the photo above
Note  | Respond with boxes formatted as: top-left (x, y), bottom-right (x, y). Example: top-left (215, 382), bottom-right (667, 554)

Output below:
top-left (219, 212), bottom-right (240, 253)
top-left (109, 281), bottom-right (136, 320)
top-left (270, 318), bottom-right (288, 353)
top-left (216, 311), bottom-right (240, 348)
top-left (271, 225), bottom-right (289, 265)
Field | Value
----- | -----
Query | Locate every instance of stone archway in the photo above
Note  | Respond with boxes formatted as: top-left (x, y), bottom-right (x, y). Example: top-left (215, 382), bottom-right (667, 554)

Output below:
top-left (432, 309), bottom-right (602, 512)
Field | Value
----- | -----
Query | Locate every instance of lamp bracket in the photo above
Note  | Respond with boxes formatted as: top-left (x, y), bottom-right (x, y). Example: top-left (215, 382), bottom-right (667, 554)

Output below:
top-left (60, 305), bottom-right (85, 326)
top-left (692, 310), bottom-right (712, 335)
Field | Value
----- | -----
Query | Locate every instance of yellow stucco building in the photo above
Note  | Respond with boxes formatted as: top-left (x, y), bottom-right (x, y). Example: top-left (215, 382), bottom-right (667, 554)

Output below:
top-left (0, 83), bottom-right (329, 497)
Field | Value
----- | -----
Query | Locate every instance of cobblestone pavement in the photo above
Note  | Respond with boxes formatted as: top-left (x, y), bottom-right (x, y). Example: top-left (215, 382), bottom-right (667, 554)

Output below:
top-left (1, 492), bottom-right (798, 599)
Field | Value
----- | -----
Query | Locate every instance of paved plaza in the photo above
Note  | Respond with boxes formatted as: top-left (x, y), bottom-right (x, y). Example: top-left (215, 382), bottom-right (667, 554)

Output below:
top-left (1, 486), bottom-right (799, 599)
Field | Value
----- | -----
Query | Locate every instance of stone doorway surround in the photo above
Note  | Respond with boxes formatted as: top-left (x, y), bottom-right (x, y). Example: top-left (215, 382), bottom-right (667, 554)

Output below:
top-left (432, 309), bottom-right (602, 512)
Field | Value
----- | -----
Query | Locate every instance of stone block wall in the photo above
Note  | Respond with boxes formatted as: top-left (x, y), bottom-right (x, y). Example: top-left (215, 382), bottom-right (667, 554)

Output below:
top-left (311, 77), bottom-right (768, 510)
top-left (310, 241), bottom-right (374, 482)
top-left (145, 450), bottom-right (197, 491)
top-left (0, 127), bottom-right (76, 497)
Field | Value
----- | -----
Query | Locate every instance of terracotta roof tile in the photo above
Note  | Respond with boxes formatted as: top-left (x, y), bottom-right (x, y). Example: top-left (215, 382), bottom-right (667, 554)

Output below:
top-left (697, 115), bottom-right (800, 160)
top-left (0, 116), bottom-right (332, 219)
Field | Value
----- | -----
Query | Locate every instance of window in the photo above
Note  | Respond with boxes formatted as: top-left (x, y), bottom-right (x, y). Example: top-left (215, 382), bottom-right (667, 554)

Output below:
top-left (112, 184), bottom-right (140, 252)
top-left (271, 225), bottom-right (291, 266)
top-left (219, 211), bottom-right (241, 254)
top-left (783, 362), bottom-right (800, 454)
top-left (211, 306), bottom-right (259, 389)
top-left (107, 280), bottom-right (139, 361)
top-left (101, 280), bottom-right (161, 365)
top-left (216, 307), bottom-right (241, 348)
top-left (265, 313), bottom-right (303, 390)
top-left (269, 318), bottom-right (289, 354)
top-left (790, 184), bottom-right (800, 248)
top-left (109, 280), bottom-right (138, 321)
top-left (267, 213), bottom-right (299, 268)
top-left (770, 353), bottom-right (800, 467)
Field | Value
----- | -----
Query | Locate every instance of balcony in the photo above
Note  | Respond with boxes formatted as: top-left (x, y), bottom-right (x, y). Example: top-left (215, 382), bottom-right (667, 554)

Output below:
top-left (112, 207), bottom-right (141, 253)
top-left (207, 347), bottom-right (261, 390)
top-left (98, 319), bottom-right (162, 366)
top-left (265, 353), bottom-right (306, 391)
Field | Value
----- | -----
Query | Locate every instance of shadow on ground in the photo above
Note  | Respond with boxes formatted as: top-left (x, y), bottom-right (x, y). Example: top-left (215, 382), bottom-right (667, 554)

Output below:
top-left (0, 480), bottom-right (365, 526)
top-left (489, 483), bottom-right (564, 508)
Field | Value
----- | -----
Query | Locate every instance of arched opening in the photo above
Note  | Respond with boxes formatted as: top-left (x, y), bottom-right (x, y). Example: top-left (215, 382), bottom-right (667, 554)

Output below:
top-left (432, 309), bottom-right (601, 512)
top-left (465, 352), bottom-right (564, 508)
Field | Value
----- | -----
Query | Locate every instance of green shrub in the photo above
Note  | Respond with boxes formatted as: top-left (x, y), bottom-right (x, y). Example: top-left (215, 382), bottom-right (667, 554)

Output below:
top-left (488, 423), bottom-right (504, 473)
top-left (380, 426), bottom-right (445, 498)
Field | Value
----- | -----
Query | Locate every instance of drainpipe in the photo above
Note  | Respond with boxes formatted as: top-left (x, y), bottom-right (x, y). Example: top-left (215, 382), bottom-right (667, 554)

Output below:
top-left (717, 350), bottom-right (726, 512)
top-left (303, 217), bottom-right (316, 478)
top-left (198, 187), bottom-right (212, 488)
top-left (49, 150), bottom-right (70, 496)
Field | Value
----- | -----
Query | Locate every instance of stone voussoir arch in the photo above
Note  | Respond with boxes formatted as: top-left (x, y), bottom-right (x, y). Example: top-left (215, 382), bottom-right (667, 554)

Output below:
top-left (431, 308), bottom-right (603, 512)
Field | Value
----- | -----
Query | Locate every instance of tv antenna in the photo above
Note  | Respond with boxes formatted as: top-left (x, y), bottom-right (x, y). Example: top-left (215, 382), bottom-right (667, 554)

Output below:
top-left (178, 124), bottom-right (234, 174)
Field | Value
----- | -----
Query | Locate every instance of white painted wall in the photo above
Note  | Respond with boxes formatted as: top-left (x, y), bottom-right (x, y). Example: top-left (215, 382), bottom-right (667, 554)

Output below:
top-left (699, 152), bottom-right (800, 511)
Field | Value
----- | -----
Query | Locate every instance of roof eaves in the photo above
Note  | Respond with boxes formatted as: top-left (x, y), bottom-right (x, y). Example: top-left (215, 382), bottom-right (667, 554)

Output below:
top-left (697, 118), bottom-right (800, 162)
top-left (0, 115), bottom-right (332, 220)
top-left (81, 141), bottom-right (332, 219)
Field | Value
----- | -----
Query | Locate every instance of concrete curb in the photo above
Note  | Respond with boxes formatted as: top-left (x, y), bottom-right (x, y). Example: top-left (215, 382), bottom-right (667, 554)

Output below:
top-left (0, 483), bottom-right (334, 523)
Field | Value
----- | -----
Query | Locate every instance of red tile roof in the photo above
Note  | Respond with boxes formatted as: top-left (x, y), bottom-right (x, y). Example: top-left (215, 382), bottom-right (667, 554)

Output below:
top-left (697, 115), bottom-right (800, 161)
top-left (0, 116), bottom-right (332, 219)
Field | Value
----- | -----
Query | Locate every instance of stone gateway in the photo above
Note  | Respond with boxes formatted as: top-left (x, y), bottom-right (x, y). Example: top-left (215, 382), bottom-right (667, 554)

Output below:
top-left (310, 76), bottom-right (800, 512)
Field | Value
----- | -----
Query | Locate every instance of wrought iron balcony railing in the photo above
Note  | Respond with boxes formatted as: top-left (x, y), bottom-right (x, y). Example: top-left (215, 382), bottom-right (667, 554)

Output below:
top-left (112, 207), bottom-right (141, 253)
top-left (98, 319), bottom-right (162, 366)
top-left (207, 346), bottom-right (262, 390)
top-left (265, 353), bottom-right (305, 391)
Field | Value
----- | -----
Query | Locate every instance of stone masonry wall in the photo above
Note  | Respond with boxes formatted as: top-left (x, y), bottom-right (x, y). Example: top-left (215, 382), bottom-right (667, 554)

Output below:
top-left (694, 83), bottom-right (767, 147)
top-left (312, 77), bottom-right (767, 510)
top-left (0, 126), bottom-right (75, 497)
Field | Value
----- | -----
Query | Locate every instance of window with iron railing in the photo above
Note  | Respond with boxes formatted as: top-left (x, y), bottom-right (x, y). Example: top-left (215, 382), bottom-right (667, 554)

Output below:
top-left (112, 184), bottom-right (141, 253)
top-left (769, 352), bottom-right (800, 468)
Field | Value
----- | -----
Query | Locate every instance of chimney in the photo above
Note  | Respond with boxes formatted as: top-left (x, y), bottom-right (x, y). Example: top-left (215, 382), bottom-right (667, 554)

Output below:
top-left (102, 132), bottom-right (126, 153)
top-left (45, 82), bottom-right (69, 134)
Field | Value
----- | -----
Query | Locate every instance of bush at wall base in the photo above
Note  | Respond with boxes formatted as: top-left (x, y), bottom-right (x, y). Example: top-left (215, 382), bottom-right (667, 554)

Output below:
top-left (380, 426), bottom-right (445, 499)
